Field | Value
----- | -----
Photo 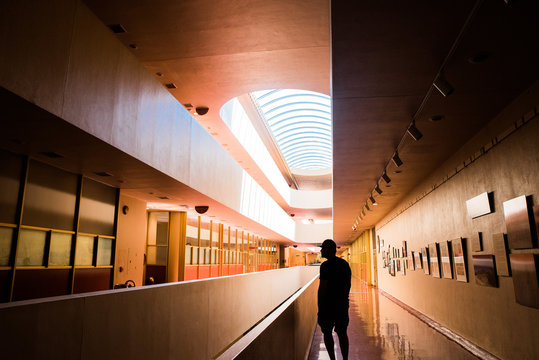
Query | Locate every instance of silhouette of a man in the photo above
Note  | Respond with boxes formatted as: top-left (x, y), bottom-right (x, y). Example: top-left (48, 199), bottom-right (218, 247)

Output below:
top-left (318, 239), bottom-right (351, 360)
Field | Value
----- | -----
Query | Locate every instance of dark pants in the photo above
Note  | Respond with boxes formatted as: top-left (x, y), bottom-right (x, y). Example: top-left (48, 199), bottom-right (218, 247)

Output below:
top-left (318, 302), bottom-right (349, 334)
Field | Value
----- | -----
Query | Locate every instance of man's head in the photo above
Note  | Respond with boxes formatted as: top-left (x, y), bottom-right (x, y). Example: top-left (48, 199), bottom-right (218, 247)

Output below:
top-left (320, 239), bottom-right (337, 259)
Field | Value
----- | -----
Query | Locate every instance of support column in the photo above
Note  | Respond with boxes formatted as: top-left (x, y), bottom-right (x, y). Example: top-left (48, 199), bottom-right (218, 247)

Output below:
top-left (197, 216), bottom-right (201, 279)
top-left (218, 223), bottom-right (223, 276)
top-left (167, 211), bottom-right (187, 282)
top-left (209, 220), bottom-right (213, 275)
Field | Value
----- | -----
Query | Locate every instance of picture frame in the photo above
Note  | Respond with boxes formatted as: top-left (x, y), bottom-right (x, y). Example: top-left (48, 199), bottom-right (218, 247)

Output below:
top-left (471, 232), bottom-right (482, 252)
top-left (414, 251), bottom-right (422, 269)
top-left (429, 243), bottom-right (440, 278)
top-left (503, 195), bottom-right (533, 249)
top-left (402, 240), bottom-right (408, 257)
top-left (408, 251), bottom-right (415, 271)
top-left (510, 254), bottom-right (539, 309)
top-left (472, 255), bottom-right (498, 287)
top-left (451, 237), bottom-right (467, 282)
top-left (440, 240), bottom-right (453, 279)
top-left (492, 233), bottom-right (510, 276)
top-left (422, 247), bottom-right (430, 275)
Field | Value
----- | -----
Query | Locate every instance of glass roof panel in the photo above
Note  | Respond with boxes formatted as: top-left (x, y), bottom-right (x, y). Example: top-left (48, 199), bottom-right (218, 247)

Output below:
top-left (252, 89), bottom-right (332, 171)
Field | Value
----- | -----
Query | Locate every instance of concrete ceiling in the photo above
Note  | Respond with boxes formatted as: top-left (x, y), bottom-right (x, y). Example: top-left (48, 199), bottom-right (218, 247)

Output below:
top-left (78, 0), bottom-right (539, 247)
top-left (332, 0), bottom-right (539, 243)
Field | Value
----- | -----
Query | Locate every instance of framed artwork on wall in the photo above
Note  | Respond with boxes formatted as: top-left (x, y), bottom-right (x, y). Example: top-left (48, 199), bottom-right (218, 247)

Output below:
top-left (452, 238), bottom-right (468, 282)
top-left (396, 258), bottom-right (401, 272)
top-left (492, 233), bottom-right (510, 276)
top-left (408, 251), bottom-right (415, 271)
top-left (471, 232), bottom-right (482, 252)
top-left (401, 259), bottom-right (406, 275)
top-left (402, 240), bottom-right (408, 257)
top-left (377, 236), bottom-right (380, 253)
top-left (509, 254), bottom-right (539, 309)
top-left (466, 192), bottom-right (493, 218)
top-left (503, 195), bottom-right (534, 249)
top-left (429, 243), bottom-right (441, 278)
top-left (422, 247), bottom-right (430, 275)
top-left (472, 255), bottom-right (498, 287)
top-left (440, 241), bottom-right (453, 279)
top-left (414, 251), bottom-right (422, 269)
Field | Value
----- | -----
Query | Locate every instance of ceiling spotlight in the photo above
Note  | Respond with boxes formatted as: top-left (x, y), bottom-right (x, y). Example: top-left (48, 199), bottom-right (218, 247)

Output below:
top-left (375, 184), bottom-right (383, 195)
top-left (429, 115), bottom-right (444, 122)
top-left (392, 152), bottom-right (403, 167)
top-left (382, 172), bottom-right (391, 183)
top-left (433, 74), bottom-right (454, 97)
top-left (370, 195), bottom-right (378, 205)
top-left (407, 121), bottom-right (423, 141)
top-left (194, 106), bottom-right (209, 116)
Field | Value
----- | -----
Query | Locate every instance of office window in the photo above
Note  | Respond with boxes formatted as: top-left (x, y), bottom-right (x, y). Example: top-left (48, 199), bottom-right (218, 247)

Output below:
top-left (49, 232), bottom-right (72, 266)
top-left (147, 246), bottom-right (167, 265)
top-left (96, 237), bottom-right (113, 266)
top-left (23, 160), bottom-right (78, 230)
top-left (16, 229), bottom-right (47, 266)
top-left (79, 178), bottom-right (117, 236)
top-left (0, 227), bottom-right (14, 266)
top-left (75, 235), bottom-right (95, 266)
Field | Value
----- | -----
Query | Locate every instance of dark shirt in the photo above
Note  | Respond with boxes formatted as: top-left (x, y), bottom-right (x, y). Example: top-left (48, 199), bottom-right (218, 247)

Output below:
top-left (319, 256), bottom-right (351, 309)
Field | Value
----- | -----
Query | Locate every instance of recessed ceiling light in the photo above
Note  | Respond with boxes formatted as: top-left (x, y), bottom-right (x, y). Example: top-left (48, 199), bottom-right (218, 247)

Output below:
top-left (429, 115), bottom-right (445, 122)
top-left (108, 24), bottom-right (127, 34)
top-left (129, 44), bottom-right (137, 49)
top-left (394, 170), bottom-right (402, 174)
top-left (94, 171), bottom-right (112, 177)
top-left (40, 151), bottom-right (63, 159)
top-left (165, 83), bottom-right (177, 89)
top-left (468, 51), bottom-right (491, 64)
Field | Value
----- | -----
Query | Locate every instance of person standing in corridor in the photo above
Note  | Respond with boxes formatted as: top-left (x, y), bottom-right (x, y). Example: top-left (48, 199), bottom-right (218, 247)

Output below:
top-left (318, 239), bottom-right (352, 360)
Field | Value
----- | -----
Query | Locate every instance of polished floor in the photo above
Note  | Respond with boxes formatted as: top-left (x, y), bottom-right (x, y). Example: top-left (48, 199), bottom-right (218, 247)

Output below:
top-left (308, 279), bottom-right (479, 360)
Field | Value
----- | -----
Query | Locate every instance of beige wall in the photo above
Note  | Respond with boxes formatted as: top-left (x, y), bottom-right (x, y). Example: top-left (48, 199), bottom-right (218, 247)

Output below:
top-left (114, 192), bottom-right (147, 287)
top-left (0, 266), bottom-right (319, 360)
top-left (375, 83), bottom-right (539, 359)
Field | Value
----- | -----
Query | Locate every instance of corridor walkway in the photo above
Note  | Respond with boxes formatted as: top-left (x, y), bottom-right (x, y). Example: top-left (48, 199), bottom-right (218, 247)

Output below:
top-left (308, 278), bottom-right (480, 360)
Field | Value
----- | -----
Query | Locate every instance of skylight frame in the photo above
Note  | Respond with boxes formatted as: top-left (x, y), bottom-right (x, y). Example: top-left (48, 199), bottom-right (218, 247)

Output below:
top-left (252, 89), bottom-right (332, 171)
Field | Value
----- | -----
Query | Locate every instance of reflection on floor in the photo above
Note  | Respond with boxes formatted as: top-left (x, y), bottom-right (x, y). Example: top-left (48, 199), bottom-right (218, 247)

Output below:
top-left (308, 278), bottom-right (479, 360)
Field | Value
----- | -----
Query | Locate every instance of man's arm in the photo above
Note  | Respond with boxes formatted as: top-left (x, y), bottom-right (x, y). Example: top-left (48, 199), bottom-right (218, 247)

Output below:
top-left (318, 278), bottom-right (329, 309)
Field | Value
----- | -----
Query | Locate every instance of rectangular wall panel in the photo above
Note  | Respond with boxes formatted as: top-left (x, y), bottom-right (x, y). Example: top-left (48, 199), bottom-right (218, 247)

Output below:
top-left (509, 254), bottom-right (539, 309)
top-left (503, 195), bottom-right (534, 249)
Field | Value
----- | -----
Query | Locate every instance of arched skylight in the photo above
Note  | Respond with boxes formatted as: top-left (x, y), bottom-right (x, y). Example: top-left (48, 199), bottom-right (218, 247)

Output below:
top-left (251, 89), bottom-right (332, 171)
